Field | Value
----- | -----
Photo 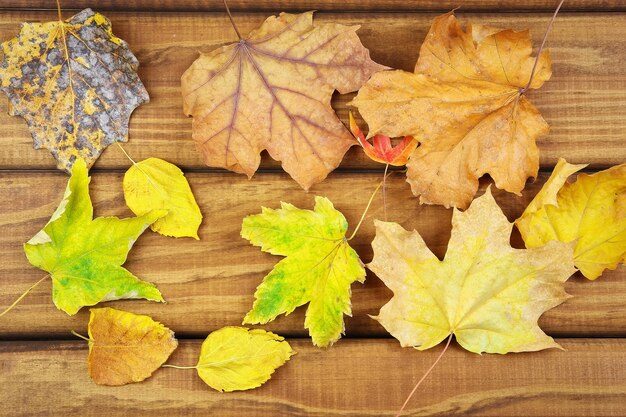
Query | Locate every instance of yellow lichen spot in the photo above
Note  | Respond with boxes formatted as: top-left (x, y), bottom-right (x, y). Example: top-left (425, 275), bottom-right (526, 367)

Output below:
top-left (74, 56), bottom-right (90, 68)
top-left (83, 89), bottom-right (99, 115)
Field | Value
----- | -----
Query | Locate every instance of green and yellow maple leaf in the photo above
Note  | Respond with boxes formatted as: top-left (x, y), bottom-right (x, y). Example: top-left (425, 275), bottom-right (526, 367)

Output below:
top-left (241, 196), bottom-right (366, 347)
top-left (24, 159), bottom-right (166, 315)
top-left (369, 189), bottom-right (575, 354)
top-left (516, 159), bottom-right (626, 280)
top-left (0, 8), bottom-right (149, 171)
top-left (123, 157), bottom-right (203, 239)
top-left (195, 327), bottom-right (294, 392)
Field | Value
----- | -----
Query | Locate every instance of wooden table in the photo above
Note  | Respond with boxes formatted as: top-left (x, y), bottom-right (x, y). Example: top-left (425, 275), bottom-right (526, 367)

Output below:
top-left (1, 1), bottom-right (625, 416)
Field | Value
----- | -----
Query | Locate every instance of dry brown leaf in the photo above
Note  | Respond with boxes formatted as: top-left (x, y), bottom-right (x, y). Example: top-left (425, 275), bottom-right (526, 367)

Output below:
top-left (181, 11), bottom-right (385, 189)
top-left (87, 307), bottom-right (178, 386)
top-left (351, 12), bottom-right (552, 208)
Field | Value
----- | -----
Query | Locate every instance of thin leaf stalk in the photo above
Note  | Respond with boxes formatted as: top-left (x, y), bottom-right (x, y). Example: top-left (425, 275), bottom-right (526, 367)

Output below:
top-left (0, 275), bottom-right (50, 318)
top-left (395, 334), bottom-right (453, 417)
top-left (348, 170), bottom-right (394, 241)
top-left (521, 0), bottom-right (565, 94)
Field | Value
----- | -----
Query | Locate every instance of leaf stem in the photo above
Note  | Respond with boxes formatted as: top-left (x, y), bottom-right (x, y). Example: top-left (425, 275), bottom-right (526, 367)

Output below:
top-left (71, 330), bottom-right (92, 342)
top-left (162, 364), bottom-right (198, 370)
top-left (223, 0), bottom-right (243, 40)
top-left (347, 170), bottom-right (394, 241)
top-left (55, 0), bottom-right (62, 21)
top-left (382, 163), bottom-right (389, 222)
top-left (116, 142), bottom-right (138, 166)
top-left (395, 334), bottom-right (453, 417)
top-left (0, 275), bottom-right (50, 318)
top-left (521, 0), bottom-right (564, 94)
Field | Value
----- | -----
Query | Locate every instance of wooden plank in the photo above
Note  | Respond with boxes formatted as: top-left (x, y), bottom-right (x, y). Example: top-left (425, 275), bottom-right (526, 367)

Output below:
top-left (1, 338), bottom-right (625, 416)
top-left (0, 12), bottom-right (624, 170)
top-left (4, 0), bottom-right (624, 12)
top-left (1, 171), bottom-right (624, 338)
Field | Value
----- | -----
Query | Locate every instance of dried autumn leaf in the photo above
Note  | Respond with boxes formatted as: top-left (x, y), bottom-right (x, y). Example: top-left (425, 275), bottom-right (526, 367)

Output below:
top-left (351, 12), bottom-right (552, 209)
top-left (195, 327), bottom-right (294, 392)
top-left (24, 159), bottom-right (166, 315)
top-left (123, 157), bottom-right (203, 239)
top-left (516, 159), bottom-right (626, 280)
top-left (241, 196), bottom-right (366, 347)
top-left (181, 11), bottom-right (386, 189)
top-left (87, 307), bottom-right (178, 386)
top-left (370, 188), bottom-right (575, 354)
top-left (0, 8), bottom-right (149, 172)
top-left (349, 112), bottom-right (417, 166)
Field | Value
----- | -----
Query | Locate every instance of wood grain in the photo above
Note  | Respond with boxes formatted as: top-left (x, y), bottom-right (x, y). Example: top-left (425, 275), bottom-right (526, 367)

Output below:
top-left (1, 171), bottom-right (624, 339)
top-left (2, 339), bottom-right (626, 416)
top-left (4, 0), bottom-right (624, 12)
top-left (0, 12), bottom-right (624, 171)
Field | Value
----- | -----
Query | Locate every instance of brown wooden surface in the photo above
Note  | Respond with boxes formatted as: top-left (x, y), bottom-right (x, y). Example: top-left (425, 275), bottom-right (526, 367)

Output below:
top-left (2, 339), bottom-right (626, 417)
top-left (0, 2), bottom-right (625, 417)
top-left (0, 12), bottom-right (624, 170)
top-left (1, 172), bottom-right (626, 340)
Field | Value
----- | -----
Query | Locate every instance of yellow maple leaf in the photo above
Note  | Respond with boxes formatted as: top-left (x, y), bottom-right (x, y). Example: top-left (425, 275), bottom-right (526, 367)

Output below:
top-left (516, 159), bottom-right (626, 280)
top-left (87, 307), bottom-right (178, 386)
top-left (351, 12), bottom-right (551, 209)
top-left (0, 8), bottom-right (149, 171)
top-left (369, 189), bottom-right (575, 354)
top-left (181, 11), bottom-right (385, 190)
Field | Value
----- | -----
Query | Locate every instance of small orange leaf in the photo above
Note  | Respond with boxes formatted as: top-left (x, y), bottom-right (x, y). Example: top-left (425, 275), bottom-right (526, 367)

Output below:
top-left (87, 308), bottom-right (178, 386)
top-left (349, 112), bottom-right (417, 166)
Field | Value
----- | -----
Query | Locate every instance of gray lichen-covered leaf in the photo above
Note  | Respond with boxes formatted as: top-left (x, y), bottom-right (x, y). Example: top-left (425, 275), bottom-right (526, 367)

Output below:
top-left (0, 8), bottom-right (149, 171)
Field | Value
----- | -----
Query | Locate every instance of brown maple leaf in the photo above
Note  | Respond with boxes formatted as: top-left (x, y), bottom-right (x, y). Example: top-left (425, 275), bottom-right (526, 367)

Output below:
top-left (181, 11), bottom-right (386, 189)
top-left (351, 12), bottom-right (552, 209)
top-left (0, 8), bottom-right (149, 172)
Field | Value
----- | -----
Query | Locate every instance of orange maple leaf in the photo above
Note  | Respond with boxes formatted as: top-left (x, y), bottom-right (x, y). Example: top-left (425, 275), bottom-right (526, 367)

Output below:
top-left (352, 12), bottom-right (552, 209)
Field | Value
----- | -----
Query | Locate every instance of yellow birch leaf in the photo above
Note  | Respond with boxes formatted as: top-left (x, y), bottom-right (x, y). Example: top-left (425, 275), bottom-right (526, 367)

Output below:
top-left (196, 327), bottom-right (294, 392)
top-left (87, 307), bottom-right (178, 386)
top-left (123, 157), bottom-right (203, 239)
top-left (516, 160), bottom-right (626, 280)
top-left (370, 189), bottom-right (575, 354)
top-left (0, 9), bottom-right (148, 172)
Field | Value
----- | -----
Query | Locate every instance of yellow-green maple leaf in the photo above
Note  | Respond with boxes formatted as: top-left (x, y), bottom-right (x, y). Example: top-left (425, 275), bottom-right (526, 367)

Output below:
top-left (369, 189), bottom-right (575, 354)
top-left (516, 159), bottom-right (626, 280)
top-left (0, 8), bottom-right (149, 171)
top-left (241, 196), bottom-right (365, 347)
top-left (24, 159), bottom-right (166, 315)
top-left (123, 157), bottom-right (203, 239)
top-left (195, 327), bottom-right (294, 392)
